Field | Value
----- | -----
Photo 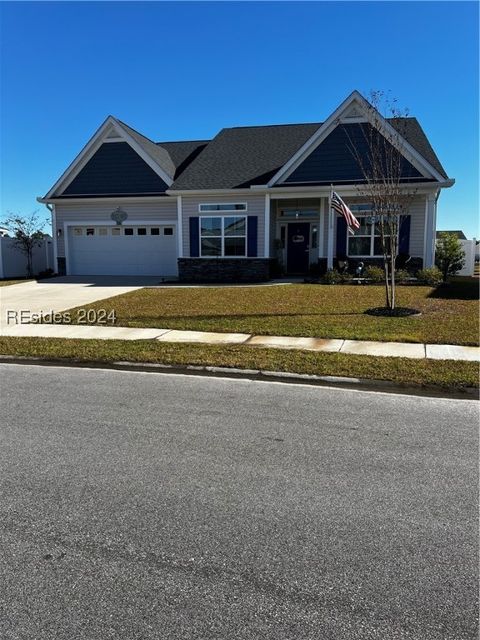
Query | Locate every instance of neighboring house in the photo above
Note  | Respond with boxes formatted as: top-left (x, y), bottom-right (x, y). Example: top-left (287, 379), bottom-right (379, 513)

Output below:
top-left (38, 91), bottom-right (454, 281)
top-left (436, 230), bottom-right (467, 240)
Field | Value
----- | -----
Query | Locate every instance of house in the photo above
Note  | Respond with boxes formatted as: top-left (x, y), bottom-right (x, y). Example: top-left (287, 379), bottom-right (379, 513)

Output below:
top-left (436, 230), bottom-right (467, 240)
top-left (38, 91), bottom-right (454, 281)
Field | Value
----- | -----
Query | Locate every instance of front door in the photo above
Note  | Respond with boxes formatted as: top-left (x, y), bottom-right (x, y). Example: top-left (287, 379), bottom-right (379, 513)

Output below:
top-left (287, 222), bottom-right (310, 274)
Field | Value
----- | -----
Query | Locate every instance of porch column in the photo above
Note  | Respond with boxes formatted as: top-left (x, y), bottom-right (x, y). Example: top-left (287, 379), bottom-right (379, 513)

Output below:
top-left (423, 193), bottom-right (436, 268)
top-left (176, 196), bottom-right (183, 258)
top-left (264, 193), bottom-right (270, 258)
top-left (327, 195), bottom-right (334, 269)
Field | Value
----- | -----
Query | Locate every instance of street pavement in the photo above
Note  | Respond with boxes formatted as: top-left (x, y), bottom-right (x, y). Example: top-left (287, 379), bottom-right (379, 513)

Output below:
top-left (0, 364), bottom-right (478, 639)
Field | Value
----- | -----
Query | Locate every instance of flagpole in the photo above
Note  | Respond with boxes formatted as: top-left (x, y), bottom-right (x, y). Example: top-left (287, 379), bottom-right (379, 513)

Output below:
top-left (327, 184), bottom-right (334, 270)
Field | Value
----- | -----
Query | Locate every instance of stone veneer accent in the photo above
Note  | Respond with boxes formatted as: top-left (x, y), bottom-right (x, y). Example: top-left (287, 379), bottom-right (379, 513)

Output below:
top-left (178, 258), bottom-right (272, 283)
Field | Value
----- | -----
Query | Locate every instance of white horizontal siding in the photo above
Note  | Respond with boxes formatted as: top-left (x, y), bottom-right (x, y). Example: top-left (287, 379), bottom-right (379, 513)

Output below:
top-left (321, 194), bottom-right (428, 260)
top-left (55, 200), bottom-right (177, 257)
top-left (181, 195), bottom-right (266, 258)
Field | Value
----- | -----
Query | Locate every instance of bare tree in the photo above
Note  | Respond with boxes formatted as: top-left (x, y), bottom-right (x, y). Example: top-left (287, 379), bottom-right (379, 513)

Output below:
top-left (343, 91), bottom-right (418, 311)
top-left (1, 212), bottom-right (47, 278)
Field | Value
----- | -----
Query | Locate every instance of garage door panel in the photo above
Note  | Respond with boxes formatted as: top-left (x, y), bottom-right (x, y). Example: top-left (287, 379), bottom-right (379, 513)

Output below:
top-left (68, 226), bottom-right (178, 276)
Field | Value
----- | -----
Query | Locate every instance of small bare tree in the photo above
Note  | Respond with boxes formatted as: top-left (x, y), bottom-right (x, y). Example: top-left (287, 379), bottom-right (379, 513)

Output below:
top-left (1, 212), bottom-right (47, 278)
top-left (344, 91), bottom-right (418, 311)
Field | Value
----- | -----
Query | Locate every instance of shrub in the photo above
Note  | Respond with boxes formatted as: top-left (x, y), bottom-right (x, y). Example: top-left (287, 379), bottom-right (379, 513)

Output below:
top-left (364, 265), bottom-right (384, 283)
top-left (416, 267), bottom-right (443, 286)
top-left (395, 269), bottom-right (411, 284)
top-left (435, 232), bottom-right (465, 281)
top-left (322, 268), bottom-right (346, 284)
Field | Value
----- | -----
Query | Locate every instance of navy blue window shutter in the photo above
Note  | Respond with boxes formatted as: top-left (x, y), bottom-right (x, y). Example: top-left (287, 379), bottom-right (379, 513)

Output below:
top-left (399, 215), bottom-right (411, 254)
top-left (336, 217), bottom-right (347, 258)
top-left (189, 217), bottom-right (200, 257)
top-left (247, 216), bottom-right (258, 257)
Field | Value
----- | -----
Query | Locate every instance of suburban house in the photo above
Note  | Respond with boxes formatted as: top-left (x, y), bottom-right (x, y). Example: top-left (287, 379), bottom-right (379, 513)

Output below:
top-left (38, 91), bottom-right (454, 281)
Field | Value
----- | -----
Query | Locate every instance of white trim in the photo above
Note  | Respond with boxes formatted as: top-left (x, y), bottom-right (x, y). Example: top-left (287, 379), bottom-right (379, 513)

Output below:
top-left (198, 202), bottom-right (248, 213)
top-left (423, 193), bottom-right (436, 268)
top-left (267, 90), bottom-right (447, 186)
top-left (327, 192), bottom-right (334, 269)
top-left (38, 195), bottom-right (177, 205)
top-left (44, 116), bottom-right (173, 200)
top-left (177, 195), bottom-right (183, 258)
top-left (199, 214), bottom-right (247, 258)
top-left (45, 116), bottom-right (116, 199)
top-left (63, 219), bottom-right (177, 275)
top-left (319, 198), bottom-right (325, 259)
top-left (264, 194), bottom-right (270, 258)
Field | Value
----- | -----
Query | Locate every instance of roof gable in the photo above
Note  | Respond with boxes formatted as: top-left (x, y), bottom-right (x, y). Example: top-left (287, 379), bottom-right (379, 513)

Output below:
top-left (284, 122), bottom-right (424, 185)
top-left (44, 116), bottom-right (175, 199)
top-left (61, 142), bottom-right (169, 196)
top-left (269, 91), bottom-right (448, 186)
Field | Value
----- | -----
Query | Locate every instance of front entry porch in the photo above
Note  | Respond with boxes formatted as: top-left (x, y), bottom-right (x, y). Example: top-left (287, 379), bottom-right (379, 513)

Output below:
top-left (272, 198), bottom-right (323, 276)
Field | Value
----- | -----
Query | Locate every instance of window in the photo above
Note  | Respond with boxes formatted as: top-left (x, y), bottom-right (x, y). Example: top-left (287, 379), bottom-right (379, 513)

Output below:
top-left (112, 227), bottom-right (121, 236)
top-left (124, 228), bottom-right (134, 236)
top-left (137, 228), bottom-right (147, 236)
top-left (164, 227), bottom-right (173, 236)
top-left (99, 227), bottom-right (108, 236)
top-left (199, 203), bottom-right (247, 213)
top-left (86, 228), bottom-right (95, 236)
top-left (150, 228), bottom-right (160, 235)
top-left (280, 209), bottom-right (319, 219)
top-left (347, 206), bottom-right (394, 257)
top-left (73, 228), bottom-right (82, 236)
top-left (311, 224), bottom-right (318, 250)
top-left (200, 216), bottom-right (247, 257)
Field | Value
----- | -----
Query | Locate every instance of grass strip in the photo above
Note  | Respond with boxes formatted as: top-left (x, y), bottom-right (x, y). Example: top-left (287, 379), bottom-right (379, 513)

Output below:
top-left (63, 281), bottom-right (479, 346)
top-left (1, 337), bottom-right (478, 390)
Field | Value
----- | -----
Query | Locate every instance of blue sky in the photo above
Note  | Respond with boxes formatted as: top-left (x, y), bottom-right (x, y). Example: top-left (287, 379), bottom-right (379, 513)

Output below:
top-left (1, 1), bottom-right (478, 237)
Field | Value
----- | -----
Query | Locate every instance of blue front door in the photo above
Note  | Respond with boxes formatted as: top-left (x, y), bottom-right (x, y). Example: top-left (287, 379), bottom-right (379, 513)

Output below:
top-left (287, 222), bottom-right (310, 274)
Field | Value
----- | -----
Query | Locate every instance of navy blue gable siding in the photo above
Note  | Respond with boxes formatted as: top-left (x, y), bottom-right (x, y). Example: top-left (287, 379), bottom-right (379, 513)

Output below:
top-left (336, 217), bottom-right (347, 257)
top-left (62, 142), bottom-right (169, 195)
top-left (247, 216), bottom-right (258, 257)
top-left (286, 124), bottom-right (423, 184)
top-left (399, 215), bottom-right (411, 254)
top-left (189, 217), bottom-right (200, 257)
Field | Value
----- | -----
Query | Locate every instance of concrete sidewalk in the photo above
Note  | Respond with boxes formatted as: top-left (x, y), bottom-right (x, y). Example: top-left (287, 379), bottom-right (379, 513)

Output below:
top-left (2, 322), bottom-right (479, 361)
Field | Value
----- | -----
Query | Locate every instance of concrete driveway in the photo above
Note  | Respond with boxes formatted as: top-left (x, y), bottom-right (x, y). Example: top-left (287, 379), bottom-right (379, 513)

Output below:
top-left (0, 276), bottom-right (158, 331)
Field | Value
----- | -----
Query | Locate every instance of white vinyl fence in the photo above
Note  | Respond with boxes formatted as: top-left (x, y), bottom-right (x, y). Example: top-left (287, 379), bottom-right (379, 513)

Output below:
top-left (0, 236), bottom-right (54, 279)
top-left (457, 239), bottom-right (475, 276)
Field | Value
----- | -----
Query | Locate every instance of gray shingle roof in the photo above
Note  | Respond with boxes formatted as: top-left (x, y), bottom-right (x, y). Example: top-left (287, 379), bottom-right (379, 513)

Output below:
top-left (170, 123), bottom-right (321, 190)
top-left (156, 140), bottom-right (209, 179)
top-left (168, 117), bottom-right (448, 191)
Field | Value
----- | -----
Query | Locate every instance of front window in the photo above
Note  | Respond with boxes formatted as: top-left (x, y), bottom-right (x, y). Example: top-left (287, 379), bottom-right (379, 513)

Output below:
top-left (200, 216), bottom-right (247, 257)
top-left (347, 205), bottom-right (394, 257)
top-left (199, 203), bottom-right (247, 213)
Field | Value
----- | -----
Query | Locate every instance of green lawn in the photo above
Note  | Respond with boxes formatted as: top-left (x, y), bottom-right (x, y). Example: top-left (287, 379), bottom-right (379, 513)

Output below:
top-left (65, 279), bottom-right (479, 346)
top-left (1, 337), bottom-right (478, 390)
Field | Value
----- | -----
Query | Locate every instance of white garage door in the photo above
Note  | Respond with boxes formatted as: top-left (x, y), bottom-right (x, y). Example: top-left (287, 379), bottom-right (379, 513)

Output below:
top-left (68, 225), bottom-right (178, 276)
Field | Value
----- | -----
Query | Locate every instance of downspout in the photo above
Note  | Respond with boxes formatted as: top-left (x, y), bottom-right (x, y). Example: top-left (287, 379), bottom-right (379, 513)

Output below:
top-left (45, 203), bottom-right (58, 274)
top-left (432, 189), bottom-right (440, 267)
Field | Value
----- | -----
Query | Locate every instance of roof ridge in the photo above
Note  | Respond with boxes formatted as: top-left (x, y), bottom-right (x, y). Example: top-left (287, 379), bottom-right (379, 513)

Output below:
top-left (156, 139), bottom-right (210, 146)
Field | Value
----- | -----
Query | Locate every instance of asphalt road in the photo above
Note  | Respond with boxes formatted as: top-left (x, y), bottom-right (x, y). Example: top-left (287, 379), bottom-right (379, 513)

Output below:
top-left (0, 364), bottom-right (478, 640)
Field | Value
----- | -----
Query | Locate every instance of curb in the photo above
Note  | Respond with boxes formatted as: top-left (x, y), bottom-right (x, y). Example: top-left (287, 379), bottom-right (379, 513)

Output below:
top-left (0, 355), bottom-right (478, 400)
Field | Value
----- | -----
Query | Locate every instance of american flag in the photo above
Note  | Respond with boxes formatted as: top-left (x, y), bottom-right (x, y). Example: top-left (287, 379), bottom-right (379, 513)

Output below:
top-left (331, 191), bottom-right (360, 232)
